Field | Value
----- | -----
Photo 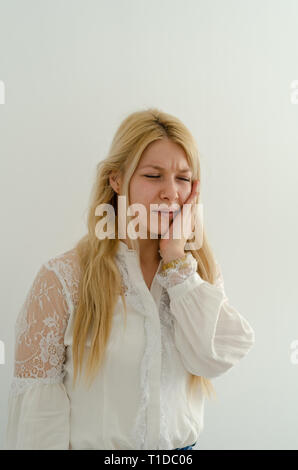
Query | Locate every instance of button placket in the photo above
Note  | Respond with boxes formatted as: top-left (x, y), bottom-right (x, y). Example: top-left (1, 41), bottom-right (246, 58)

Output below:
top-left (128, 253), bottom-right (162, 449)
top-left (118, 246), bottom-right (162, 449)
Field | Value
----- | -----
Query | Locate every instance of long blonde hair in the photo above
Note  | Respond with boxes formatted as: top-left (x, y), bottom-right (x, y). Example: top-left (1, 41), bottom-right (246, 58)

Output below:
top-left (72, 107), bottom-right (218, 401)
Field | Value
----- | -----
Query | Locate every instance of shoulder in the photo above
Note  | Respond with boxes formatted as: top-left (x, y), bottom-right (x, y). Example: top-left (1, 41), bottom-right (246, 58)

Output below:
top-left (15, 249), bottom-right (81, 346)
top-left (42, 247), bottom-right (82, 307)
top-left (44, 247), bottom-right (80, 273)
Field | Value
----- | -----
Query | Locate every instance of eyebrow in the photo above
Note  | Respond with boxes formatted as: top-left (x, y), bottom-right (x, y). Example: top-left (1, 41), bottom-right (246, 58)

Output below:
top-left (140, 165), bottom-right (192, 174)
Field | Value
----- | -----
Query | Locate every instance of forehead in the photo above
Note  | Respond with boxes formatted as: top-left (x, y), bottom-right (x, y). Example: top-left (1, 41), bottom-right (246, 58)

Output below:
top-left (138, 139), bottom-right (190, 169)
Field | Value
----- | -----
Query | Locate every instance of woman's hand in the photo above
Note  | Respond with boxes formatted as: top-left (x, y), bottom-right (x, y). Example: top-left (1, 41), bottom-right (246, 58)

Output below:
top-left (159, 179), bottom-right (200, 263)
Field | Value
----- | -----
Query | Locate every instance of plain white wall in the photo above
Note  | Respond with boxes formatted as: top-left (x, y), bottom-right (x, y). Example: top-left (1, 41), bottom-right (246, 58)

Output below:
top-left (1, 0), bottom-right (298, 450)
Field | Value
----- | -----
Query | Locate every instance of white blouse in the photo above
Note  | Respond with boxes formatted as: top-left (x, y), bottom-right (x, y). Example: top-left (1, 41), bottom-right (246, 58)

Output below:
top-left (4, 241), bottom-right (255, 450)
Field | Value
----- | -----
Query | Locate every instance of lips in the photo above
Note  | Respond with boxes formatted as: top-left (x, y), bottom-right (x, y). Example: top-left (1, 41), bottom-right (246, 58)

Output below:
top-left (153, 211), bottom-right (177, 215)
top-left (153, 210), bottom-right (179, 219)
top-left (152, 209), bottom-right (180, 213)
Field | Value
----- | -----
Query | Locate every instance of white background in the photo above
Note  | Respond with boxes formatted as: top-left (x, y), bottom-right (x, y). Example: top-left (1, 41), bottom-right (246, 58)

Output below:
top-left (0, 0), bottom-right (298, 450)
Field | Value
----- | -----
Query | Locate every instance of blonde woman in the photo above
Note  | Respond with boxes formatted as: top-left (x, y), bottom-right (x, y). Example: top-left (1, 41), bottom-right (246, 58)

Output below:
top-left (4, 108), bottom-right (255, 450)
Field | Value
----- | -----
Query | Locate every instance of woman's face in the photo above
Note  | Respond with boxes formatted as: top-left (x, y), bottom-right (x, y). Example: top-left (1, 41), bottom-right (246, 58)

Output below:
top-left (128, 138), bottom-right (193, 237)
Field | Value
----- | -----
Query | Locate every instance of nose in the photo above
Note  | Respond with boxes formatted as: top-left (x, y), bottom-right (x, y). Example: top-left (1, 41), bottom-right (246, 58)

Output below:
top-left (159, 178), bottom-right (180, 204)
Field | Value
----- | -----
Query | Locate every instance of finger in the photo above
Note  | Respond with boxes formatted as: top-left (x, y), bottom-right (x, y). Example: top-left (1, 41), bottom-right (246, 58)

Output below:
top-left (183, 203), bottom-right (194, 234)
top-left (189, 185), bottom-right (200, 212)
top-left (181, 202), bottom-right (195, 236)
top-left (188, 179), bottom-right (200, 205)
top-left (191, 203), bottom-right (197, 231)
top-left (193, 179), bottom-right (200, 197)
top-left (180, 180), bottom-right (200, 214)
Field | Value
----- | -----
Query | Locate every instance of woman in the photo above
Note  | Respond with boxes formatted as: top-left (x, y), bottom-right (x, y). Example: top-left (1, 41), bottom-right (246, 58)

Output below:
top-left (4, 108), bottom-right (255, 450)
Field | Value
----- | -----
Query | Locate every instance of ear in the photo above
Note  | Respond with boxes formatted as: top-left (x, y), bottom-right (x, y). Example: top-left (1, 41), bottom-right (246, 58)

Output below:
top-left (109, 171), bottom-right (122, 194)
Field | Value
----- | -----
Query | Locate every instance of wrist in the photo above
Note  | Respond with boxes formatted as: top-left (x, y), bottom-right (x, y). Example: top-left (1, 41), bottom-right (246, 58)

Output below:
top-left (161, 253), bottom-right (188, 273)
top-left (161, 251), bottom-right (185, 264)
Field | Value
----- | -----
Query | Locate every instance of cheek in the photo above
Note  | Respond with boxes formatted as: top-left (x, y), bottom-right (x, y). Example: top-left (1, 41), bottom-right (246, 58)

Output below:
top-left (131, 179), bottom-right (155, 201)
top-left (129, 178), bottom-right (152, 207)
top-left (129, 177), bottom-right (140, 204)
top-left (181, 187), bottom-right (192, 203)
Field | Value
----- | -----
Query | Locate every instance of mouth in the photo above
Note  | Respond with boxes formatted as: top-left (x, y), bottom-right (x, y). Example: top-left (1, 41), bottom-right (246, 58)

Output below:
top-left (152, 210), bottom-right (179, 218)
top-left (153, 210), bottom-right (179, 213)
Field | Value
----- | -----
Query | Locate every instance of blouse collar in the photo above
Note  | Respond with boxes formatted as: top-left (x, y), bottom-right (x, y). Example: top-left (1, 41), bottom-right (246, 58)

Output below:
top-left (116, 240), bottom-right (162, 263)
top-left (116, 240), bottom-right (164, 297)
top-left (117, 240), bottom-right (137, 256)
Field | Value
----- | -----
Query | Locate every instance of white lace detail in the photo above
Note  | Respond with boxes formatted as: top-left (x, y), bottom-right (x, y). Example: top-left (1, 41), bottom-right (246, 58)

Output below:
top-left (45, 249), bottom-right (81, 312)
top-left (115, 252), bottom-right (145, 315)
top-left (115, 251), bottom-right (157, 450)
top-left (10, 376), bottom-right (65, 397)
top-left (156, 252), bottom-right (198, 289)
top-left (135, 315), bottom-right (160, 449)
top-left (12, 249), bottom-right (80, 397)
top-left (159, 288), bottom-right (175, 449)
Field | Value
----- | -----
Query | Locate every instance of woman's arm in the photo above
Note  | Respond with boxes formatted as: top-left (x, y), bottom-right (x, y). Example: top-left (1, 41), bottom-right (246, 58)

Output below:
top-left (4, 264), bottom-right (71, 449)
top-left (156, 254), bottom-right (255, 378)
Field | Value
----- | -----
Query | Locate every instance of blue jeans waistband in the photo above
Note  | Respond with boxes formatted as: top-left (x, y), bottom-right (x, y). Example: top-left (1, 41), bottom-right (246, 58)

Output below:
top-left (174, 441), bottom-right (197, 450)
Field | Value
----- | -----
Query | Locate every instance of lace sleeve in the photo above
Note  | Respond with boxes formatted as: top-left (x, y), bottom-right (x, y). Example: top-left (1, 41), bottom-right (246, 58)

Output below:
top-left (11, 263), bottom-right (70, 396)
top-left (156, 252), bottom-right (198, 289)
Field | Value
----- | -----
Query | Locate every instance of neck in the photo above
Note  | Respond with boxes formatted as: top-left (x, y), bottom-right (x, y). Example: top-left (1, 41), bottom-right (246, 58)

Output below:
top-left (121, 237), bottom-right (162, 266)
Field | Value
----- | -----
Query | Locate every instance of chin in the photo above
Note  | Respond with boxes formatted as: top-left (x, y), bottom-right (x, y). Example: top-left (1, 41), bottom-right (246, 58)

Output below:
top-left (148, 228), bottom-right (168, 239)
top-left (145, 220), bottom-right (171, 239)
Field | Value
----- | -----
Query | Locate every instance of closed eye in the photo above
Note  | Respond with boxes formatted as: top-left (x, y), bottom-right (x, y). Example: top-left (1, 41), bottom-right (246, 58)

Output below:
top-left (144, 175), bottom-right (190, 182)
